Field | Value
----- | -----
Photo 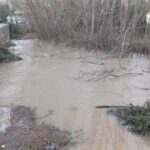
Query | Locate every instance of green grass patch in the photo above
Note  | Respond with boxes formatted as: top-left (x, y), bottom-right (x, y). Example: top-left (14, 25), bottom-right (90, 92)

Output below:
top-left (0, 45), bottom-right (22, 63)
top-left (110, 101), bottom-right (150, 135)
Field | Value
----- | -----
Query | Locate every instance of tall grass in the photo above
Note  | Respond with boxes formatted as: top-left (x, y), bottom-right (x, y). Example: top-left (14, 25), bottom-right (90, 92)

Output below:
top-left (13, 0), bottom-right (150, 55)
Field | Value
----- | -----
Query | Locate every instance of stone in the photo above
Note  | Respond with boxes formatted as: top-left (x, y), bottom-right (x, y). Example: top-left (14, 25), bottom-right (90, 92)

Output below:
top-left (47, 143), bottom-right (56, 150)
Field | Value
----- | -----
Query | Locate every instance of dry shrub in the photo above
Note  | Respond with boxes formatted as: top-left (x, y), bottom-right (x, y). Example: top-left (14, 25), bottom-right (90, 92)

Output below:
top-left (131, 35), bottom-right (150, 54)
top-left (11, 0), bottom-right (150, 55)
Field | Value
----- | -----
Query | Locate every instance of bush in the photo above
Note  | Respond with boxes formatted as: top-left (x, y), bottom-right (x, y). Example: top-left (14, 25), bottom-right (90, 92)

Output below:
top-left (0, 45), bottom-right (22, 62)
top-left (9, 23), bottom-right (26, 39)
top-left (131, 36), bottom-right (150, 54)
top-left (111, 101), bottom-right (150, 134)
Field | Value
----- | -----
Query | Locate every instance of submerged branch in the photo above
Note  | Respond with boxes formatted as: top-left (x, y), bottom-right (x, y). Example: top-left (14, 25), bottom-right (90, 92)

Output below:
top-left (95, 105), bottom-right (125, 109)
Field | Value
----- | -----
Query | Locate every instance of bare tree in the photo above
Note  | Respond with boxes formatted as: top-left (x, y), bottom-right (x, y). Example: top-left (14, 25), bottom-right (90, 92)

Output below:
top-left (12, 0), bottom-right (150, 55)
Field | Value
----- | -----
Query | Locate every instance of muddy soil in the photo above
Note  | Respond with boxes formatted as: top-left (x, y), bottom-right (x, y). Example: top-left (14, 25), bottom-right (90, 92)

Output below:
top-left (0, 105), bottom-right (71, 150)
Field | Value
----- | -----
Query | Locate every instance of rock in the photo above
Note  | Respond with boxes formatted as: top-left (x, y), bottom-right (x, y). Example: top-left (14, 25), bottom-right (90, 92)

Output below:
top-left (47, 143), bottom-right (56, 150)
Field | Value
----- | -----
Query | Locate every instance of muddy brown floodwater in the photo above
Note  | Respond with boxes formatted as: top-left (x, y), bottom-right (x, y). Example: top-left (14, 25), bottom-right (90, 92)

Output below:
top-left (0, 39), bottom-right (150, 150)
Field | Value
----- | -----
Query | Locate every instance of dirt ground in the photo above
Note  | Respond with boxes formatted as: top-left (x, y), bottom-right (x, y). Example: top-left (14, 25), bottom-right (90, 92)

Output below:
top-left (0, 105), bottom-right (72, 150)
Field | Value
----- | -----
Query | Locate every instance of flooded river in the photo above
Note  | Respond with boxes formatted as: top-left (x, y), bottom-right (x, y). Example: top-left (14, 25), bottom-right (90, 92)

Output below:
top-left (0, 39), bottom-right (150, 150)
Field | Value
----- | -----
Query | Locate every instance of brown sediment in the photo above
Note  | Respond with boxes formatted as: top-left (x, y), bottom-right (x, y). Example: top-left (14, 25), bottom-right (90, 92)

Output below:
top-left (0, 105), bottom-right (71, 150)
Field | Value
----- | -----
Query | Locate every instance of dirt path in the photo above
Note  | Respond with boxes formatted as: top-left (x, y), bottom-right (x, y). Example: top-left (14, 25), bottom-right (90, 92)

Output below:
top-left (0, 39), bottom-right (150, 150)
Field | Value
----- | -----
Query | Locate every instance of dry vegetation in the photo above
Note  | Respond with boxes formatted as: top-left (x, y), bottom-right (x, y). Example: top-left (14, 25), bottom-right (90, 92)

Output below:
top-left (11, 0), bottom-right (150, 55)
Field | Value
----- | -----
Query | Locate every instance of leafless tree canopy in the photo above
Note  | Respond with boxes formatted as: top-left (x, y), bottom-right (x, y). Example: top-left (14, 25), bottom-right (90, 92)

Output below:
top-left (12, 0), bottom-right (150, 55)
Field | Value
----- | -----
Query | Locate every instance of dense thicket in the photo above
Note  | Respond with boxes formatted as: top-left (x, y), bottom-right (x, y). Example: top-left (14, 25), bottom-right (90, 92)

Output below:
top-left (12, 0), bottom-right (150, 55)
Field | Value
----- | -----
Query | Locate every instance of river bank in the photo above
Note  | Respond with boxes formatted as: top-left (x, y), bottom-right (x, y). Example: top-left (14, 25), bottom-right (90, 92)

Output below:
top-left (0, 105), bottom-right (71, 150)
